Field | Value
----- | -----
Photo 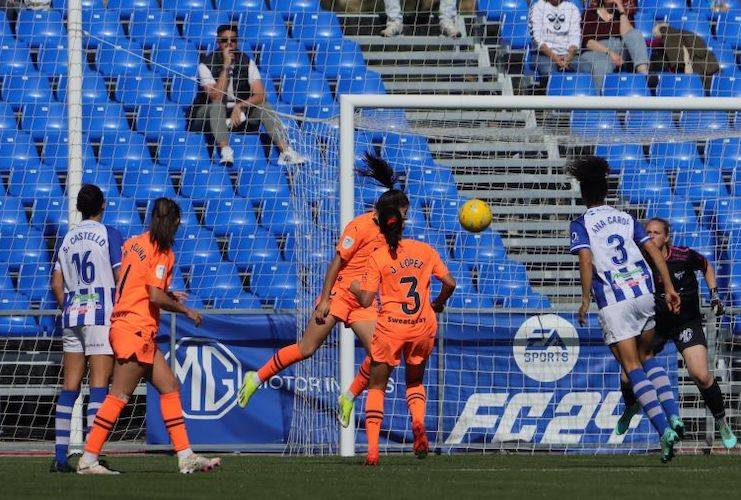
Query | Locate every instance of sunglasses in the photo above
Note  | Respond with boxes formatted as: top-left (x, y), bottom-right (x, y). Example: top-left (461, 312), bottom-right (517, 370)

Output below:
top-left (219, 37), bottom-right (237, 44)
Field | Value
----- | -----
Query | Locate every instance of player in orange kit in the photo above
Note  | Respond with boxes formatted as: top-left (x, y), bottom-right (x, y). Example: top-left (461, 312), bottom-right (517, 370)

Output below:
top-left (350, 206), bottom-right (456, 466)
top-left (238, 154), bottom-right (410, 428)
top-left (77, 198), bottom-right (220, 475)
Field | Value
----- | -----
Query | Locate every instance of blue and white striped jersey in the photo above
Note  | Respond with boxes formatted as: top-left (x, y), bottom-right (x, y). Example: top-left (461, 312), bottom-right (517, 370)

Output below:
top-left (569, 205), bottom-right (654, 309)
top-left (54, 220), bottom-right (123, 327)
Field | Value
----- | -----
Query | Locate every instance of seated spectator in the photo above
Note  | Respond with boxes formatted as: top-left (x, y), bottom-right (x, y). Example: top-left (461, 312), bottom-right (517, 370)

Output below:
top-left (652, 22), bottom-right (719, 92)
top-left (579, 0), bottom-right (649, 90)
top-left (190, 25), bottom-right (306, 166)
top-left (381, 0), bottom-right (461, 38)
top-left (529, 0), bottom-right (582, 77)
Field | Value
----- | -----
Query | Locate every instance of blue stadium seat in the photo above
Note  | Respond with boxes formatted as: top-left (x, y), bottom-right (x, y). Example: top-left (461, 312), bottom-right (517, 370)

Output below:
top-left (0, 103), bottom-right (17, 132)
top-left (279, 71), bottom-right (334, 112)
top-left (672, 230), bottom-right (715, 261)
top-left (175, 228), bottom-right (223, 269)
top-left (291, 11), bottom-right (343, 49)
top-left (645, 198), bottom-right (699, 231)
top-left (679, 110), bottom-right (730, 132)
top-left (272, 0), bottom-right (320, 14)
top-left (335, 69), bottom-right (386, 96)
top-left (226, 133), bottom-right (268, 169)
top-left (1, 230), bottom-right (52, 270)
top-left (83, 9), bottom-right (126, 50)
top-left (603, 73), bottom-right (649, 97)
top-left (427, 198), bottom-right (464, 233)
top-left (2, 72), bottom-right (53, 109)
top-left (656, 73), bottom-right (705, 97)
top-left (259, 39), bottom-right (311, 79)
top-left (594, 143), bottom-right (647, 174)
top-left (161, 0), bottom-right (216, 20)
top-left (705, 137), bottom-right (740, 175)
top-left (52, 0), bottom-right (106, 9)
top-left (42, 131), bottom-right (97, 172)
top-left (215, 0), bottom-right (265, 16)
top-left (31, 197), bottom-right (70, 238)
top-left (117, 72), bottom-right (168, 109)
top-left (641, 0), bottom-right (687, 19)
top-left (157, 131), bottom-right (211, 170)
top-left (570, 110), bottom-right (620, 137)
top-left (716, 11), bottom-right (741, 50)
top-left (283, 230), bottom-right (333, 263)
top-left (227, 227), bottom-right (281, 270)
top-left (102, 196), bottom-right (144, 238)
top-left (454, 229), bottom-right (507, 263)
top-left (0, 43), bottom-right (32, 76)
top-left (711, 72), bottom-right (741, 97)
top-left (624, 110), bottom-right (676, 132)
top-left (0, 196), bottom-right (30, 236)
top-left (0, 263), bottom-right (13, 291)
top-left (57, 71), bottom-right (110, 104)
top-left (144, 196), bottom-right (200, 229)
top-left (107, 0), bottom-right (160, 20)
top-left (35, 45), bottom-right (70, 77)
top-left (312, 39), bottom-right (365, 79)
top-left (183, 10), bottom-right (232, 49)
top-left (211, 292), bottom-right (262, 309)
top-left (237, 164), bottom-right (291, 204)
top-left (0, 132), bottom-right (41, 174)
top-left (502, 294), bottom-right (551, 309)
top-left (477, 260), bottom-right (531, 304)
top-left (381, 133), bottom-right (433, 167)
top-left (83, 102), bottom-right (131, 141)
top-left (129, 11), bottom-right (180, 49)
top-left (667, 11), bottom-right (712, 40)
top-left (674, 160), bottom-right (727, 202)
top-left (240, 11), bottom-right (289, 49)
top-left (619, 168), bottom-right (672, 204)
top-left (121, 165), bottom-right (178, 203)
top-left (0, 292), bottom-right (40, 336)
top-left (409, 231), bottom-right (448, 258)
top-left (17, 261), bottom-right (54, 302)
top-left (95, 42), bottom-right (148, 77)
top-left (649, 141), bottom-right (699, 173)
top-left (0, 11), bottom-right (12, 37)
top-left (706, 40), bottom-right (738, 76)
top-left (180, 164), bottom-right (235, 201)
top-left (259, 198), bottom-right (303, 235)
top-left (22, 103), bottom-right (67, 140)
top-left (406, 164), bottom-right (458, 199)
top-left (81, 165), bottom-right (120, 198)
top-left (477, 0), bottom-right (529, 21)
top-left (150, 39), bottom-right (200, 77)
top-left (189, 262), bottom-right (245, 298)
top-left (498, 9), bottom-right (530, 49)
top-left (8, 168), bottom-right (63, 206)
top-left (204, 197), bottom-right (259, 237)
top-left (98, 131), bottom-right (153, 170)
top-left (169, 75), bottom-right (199, 106)
top-left (706, 198), bottom-right (741, 235)
top-left (355, 181), bottom-right (388, 209)
top-left (250, 262), bottom-right (298, 309)
top-left (136, 104), bottom-right (187, 140)
top-left (546, 73), bottom-right (597, 96)
top-left (17, 10), bottom-right (65, 48)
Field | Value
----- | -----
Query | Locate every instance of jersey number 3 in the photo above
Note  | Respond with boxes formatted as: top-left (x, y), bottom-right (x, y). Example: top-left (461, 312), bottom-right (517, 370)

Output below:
top-left (400, 276), bottom-right (421, 315)
top-left (607, 234), bottom-right (628, 265)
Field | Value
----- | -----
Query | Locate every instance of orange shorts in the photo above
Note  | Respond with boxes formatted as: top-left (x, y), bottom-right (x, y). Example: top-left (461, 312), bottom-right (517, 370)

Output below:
top-left (109, 325), bottom-right (158, 365)
top-left (371, 331), bottom-right (435, 367)
top-left (317, 289), bottom-right (376, 326)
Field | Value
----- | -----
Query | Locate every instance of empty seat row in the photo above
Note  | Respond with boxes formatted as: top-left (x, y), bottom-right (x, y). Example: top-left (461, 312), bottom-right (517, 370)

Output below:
top-left (548, 72), bottom-right (741, 98)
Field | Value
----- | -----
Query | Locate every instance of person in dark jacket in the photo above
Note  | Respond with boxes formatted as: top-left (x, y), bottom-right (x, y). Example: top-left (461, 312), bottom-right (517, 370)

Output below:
top-left (652, 22), bottom-right (720, 91)
top-left (191, 25), bottom-right (305, 166)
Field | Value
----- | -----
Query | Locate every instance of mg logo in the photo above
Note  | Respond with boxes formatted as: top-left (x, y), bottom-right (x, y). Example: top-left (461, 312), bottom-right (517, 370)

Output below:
top-left (513, 314), bottom-right (579, 382)
top-left (168, 337), bottom-right (242, 420)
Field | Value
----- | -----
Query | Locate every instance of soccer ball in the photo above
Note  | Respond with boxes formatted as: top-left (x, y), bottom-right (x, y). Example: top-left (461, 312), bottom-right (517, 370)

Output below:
top-left (458, 199), bottom-right (492, 233)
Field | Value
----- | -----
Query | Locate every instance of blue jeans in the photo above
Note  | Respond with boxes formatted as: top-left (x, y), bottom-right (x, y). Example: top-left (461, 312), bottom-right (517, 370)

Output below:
top-left (579, 29), bottom-right (650, 90)
top-left (532, 53), bottom-right (579, 77)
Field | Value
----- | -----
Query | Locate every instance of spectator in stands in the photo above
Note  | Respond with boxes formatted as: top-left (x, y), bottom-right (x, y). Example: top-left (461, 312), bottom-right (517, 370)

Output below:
top-left (652, 22), bottom-right (719, 92)
top-left (579, 0), bottom-right (650, 90)
top-left (529, 0), bottom-right (582, 77)
top-left (381, 0), bottom-right (461, 37)
top-left (190, 25), bottom-right (306, 166)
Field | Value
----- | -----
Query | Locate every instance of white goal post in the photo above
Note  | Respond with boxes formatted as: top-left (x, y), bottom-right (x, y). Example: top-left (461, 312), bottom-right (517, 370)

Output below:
top-left (337, 95), bottom-right (741, 457)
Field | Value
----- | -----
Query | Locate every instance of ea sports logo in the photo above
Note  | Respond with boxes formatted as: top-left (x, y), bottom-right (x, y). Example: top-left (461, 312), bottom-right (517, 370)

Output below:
top-left (513, 314), bottom-right (579, 382)
top-left (169, 337), bottom-right (242, 420)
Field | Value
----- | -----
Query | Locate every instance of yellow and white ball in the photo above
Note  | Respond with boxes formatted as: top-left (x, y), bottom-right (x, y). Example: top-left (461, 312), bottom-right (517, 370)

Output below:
top-left (458, 198), bottom-right (492, 233)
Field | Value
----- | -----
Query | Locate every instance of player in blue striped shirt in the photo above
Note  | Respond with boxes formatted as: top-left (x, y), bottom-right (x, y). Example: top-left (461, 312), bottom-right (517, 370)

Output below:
top-left (50, 185), bottom-right (123, 472)
top-left (567, 157), bottom-right (682, 462)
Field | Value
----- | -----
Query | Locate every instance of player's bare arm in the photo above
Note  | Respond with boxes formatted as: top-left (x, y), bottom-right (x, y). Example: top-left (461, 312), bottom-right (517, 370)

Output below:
top-left (431, 273), bottom-right (456, 313)
top-left (643, 240), bottom-right (681, 314)
top-left (576, 248), bottom-right (593, 326)
top-left (148, 285), bottom-right (202, 327)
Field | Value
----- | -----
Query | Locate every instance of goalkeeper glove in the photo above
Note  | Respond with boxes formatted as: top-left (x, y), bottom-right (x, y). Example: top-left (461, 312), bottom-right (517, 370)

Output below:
top-left (709, 288), bottom-right (724, 316)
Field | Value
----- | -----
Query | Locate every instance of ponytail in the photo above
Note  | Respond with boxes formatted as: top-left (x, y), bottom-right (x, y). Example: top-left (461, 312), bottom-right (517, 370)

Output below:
top-left (377, 206), bottom-right (404, 254)
top-left (356, 151), bottom-right (410, 211)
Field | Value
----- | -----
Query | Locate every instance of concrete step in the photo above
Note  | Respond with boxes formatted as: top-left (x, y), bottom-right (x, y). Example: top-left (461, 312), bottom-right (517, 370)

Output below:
top-left (456, 173), bottom-right (571, 184)
top-left (362, 51), bottom-right (479, 62)
top-left (348, 35), bottom-right (476, 48)
top-left (369, 66), bottom-right (496, 77)
top-left (384, 81), bottom-right (503, 93)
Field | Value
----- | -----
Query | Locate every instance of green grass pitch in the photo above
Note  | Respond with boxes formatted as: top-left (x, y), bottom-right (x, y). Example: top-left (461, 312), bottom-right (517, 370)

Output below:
top-left (2, 454), bottom-right (739, 499)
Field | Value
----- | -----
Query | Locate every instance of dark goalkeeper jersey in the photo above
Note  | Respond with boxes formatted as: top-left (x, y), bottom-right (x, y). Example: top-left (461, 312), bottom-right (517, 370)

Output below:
top-left (651, 245), bottom-right (707, 328)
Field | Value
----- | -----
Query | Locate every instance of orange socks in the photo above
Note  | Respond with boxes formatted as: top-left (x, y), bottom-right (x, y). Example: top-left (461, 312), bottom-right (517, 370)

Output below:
top-left (257, 344), bottom-right (306, 382)
top-left (406, 384), bottom-right (427, 425)
top-left (84, 394), bottom-right (126, 456)
top-left (348, 356), bottom-right (371, 399)
top-left (365, 388), bottom-right (384, 453)
top-left (160, 391), bottom-right (190, 452)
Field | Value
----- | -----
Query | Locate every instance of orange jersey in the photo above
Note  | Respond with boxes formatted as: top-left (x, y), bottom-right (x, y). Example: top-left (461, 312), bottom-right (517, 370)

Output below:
top-left (110, 232), bottom-right (174, 335)
top-left (362, 239), bottom-right (449, 340)
top-left (334, 212), bottom-right (385, 291)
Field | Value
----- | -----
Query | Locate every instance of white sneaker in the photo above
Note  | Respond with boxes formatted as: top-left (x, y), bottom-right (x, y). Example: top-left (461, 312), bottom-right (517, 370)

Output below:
top-left (381, 19), bottom-right (404, 37)
top-left (440, 18), bottom-right (461, 38)
top-left (178, 453), bottom-right (221, 474)
top-left (277, 147), bottom-right (307, 165)
top-left (219, 145), bottom-right (234, 166)
top-left (77, 457), bottom-right (120, 475)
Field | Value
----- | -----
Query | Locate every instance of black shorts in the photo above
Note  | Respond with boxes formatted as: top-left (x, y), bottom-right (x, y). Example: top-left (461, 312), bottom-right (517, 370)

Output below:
top-left (651, 318), bottom-right (707, 354)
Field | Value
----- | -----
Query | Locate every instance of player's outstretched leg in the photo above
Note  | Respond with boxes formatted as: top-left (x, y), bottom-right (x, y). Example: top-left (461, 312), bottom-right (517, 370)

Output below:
top-left (643, 357), bottom-right (684, 439)
top-left (337, 356), bottom-right (371, 428)
top-left (626, 368), bottom-right (678, 462)
top-left (52, 389), bottom-right (79, 473)
top-left (365, 388), bottom-right (384, 466)
top-left (616, 376), bottom-right (640, 435)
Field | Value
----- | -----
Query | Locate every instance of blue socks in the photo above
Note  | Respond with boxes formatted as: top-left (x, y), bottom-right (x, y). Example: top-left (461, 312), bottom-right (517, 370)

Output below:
top-left (87, 387), bottom-right (108, 432)
top-left (627, 368), bottom-right (669, 436)
top-left (54, 390), bottom-right (79, 464)
top-left (642, 357), bottom-right (680, 418)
